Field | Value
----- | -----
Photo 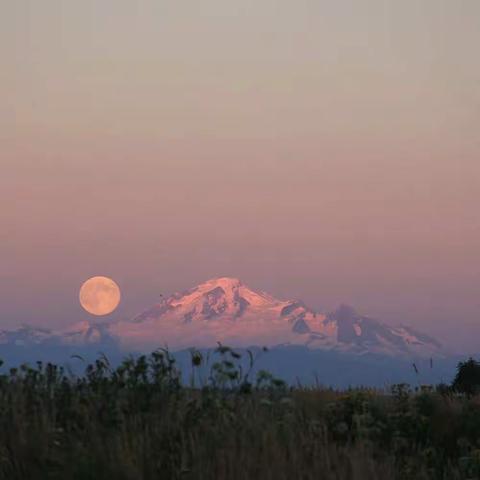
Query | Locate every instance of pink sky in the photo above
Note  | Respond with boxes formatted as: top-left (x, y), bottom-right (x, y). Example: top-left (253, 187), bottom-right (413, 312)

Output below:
top-left (1, 1), bottom-right (479, 350)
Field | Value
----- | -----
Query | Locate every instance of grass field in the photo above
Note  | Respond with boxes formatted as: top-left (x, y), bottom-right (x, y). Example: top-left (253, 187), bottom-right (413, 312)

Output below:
top-left (0, 347), bottom-right (479, 480)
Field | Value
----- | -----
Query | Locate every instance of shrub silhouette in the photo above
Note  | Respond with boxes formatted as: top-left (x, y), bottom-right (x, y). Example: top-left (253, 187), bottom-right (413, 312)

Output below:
top-left (1, 351), bottom-right (480, 479)
top-left (452, 357), bottom-right (480, 395)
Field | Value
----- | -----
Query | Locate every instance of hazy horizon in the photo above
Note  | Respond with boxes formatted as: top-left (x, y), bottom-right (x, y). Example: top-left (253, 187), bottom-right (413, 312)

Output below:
top-left (1, 1), bottom-right (479, 351)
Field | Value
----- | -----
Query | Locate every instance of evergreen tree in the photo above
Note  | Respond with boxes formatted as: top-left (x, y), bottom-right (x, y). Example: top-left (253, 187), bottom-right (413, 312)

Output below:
top-left (452, 357), bottom-right (480, 395)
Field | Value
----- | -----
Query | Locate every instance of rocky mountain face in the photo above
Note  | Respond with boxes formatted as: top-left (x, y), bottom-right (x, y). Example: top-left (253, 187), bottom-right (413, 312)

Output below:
top-left (109, 277), bottom-right (444, 357)
top-left (0, 277), bottom-right (444, 358)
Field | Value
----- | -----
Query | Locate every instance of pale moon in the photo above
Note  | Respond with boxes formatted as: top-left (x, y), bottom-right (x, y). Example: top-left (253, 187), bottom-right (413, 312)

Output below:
top-left (79, 276), bottom-right (121, 316)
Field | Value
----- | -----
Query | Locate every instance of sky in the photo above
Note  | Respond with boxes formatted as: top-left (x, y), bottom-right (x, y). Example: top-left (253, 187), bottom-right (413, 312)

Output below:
top-left (1, 0), bottom-right (479, 351)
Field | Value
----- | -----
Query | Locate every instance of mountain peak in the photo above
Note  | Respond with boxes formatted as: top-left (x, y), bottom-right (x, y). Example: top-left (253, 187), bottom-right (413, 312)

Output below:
top-left (198, 277), bottom-right (243, 290)
top-left (110, 278), bottom-right (444, 357)
top-left (0, 278), bottom-right (440, 358)
top-left (0, 277), bottom-right (445, 361)
top-left (331, 304), bottom-right (358, 322)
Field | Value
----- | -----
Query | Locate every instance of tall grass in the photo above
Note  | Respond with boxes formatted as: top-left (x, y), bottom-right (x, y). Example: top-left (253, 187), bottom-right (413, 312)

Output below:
top-left (0, 347), bottom-right (479, 479)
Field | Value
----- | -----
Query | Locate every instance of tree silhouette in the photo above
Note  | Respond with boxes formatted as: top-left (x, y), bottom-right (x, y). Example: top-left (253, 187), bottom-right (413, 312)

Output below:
top-left (452, 357), bottom-right (480, 395)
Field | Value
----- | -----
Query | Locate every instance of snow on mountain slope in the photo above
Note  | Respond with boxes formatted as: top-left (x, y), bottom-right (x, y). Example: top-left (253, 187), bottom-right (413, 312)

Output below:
top-left (109, 277), bottom-right (310, 350)
top-left (106, 277), bottom-right (444, 357)
top-left (317, 304), bottom-right (443, 357)
top-left (0, 325), bottom-right (55, 346)
top-left (57, 321), bottom-right (113, 346)
top-left (0, 322), bottom-right (112, 348)
top-left (0, 278), bottom-right (444, 357)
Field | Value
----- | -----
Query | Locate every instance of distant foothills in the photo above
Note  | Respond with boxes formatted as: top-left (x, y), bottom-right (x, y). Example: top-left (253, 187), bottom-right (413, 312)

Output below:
top-left (0, 278), bottom-right (467, 387)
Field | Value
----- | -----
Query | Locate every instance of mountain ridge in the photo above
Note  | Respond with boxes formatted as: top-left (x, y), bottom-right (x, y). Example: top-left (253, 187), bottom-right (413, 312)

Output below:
top-left (0, 277), bottom-right (444, 358)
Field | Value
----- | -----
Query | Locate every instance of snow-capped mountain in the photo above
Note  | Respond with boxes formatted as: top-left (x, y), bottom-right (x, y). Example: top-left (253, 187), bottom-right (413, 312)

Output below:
top-left (0, 321), bottom-right (112, 348)
top-left (0, 325), bottom-right (56, 347)
top-left (0, 277), bottom-right (444, 358)
top-left (108, 277), bottom-right (443, 357)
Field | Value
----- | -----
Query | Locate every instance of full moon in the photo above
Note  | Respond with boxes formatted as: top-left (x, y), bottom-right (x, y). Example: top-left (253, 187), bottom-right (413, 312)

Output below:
top-left (79, 276), bottom-right (121, 316)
